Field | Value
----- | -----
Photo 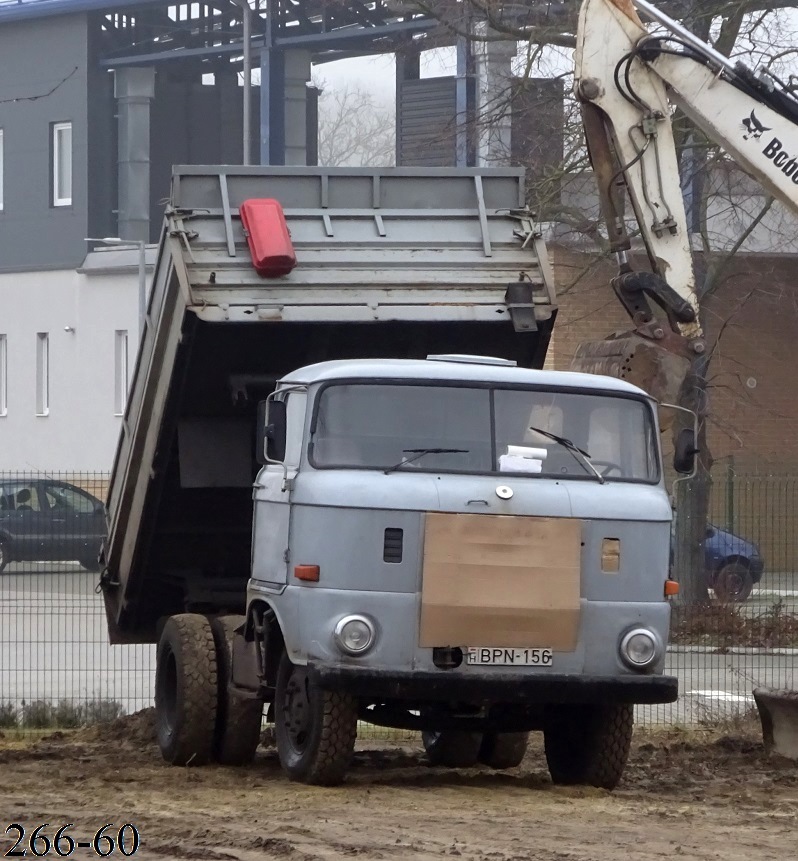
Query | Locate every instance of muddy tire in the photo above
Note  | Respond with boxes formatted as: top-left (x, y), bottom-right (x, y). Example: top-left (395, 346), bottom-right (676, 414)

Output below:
top-left (422, 730), bottom-right (483, 768)
top-left (155, 614), bottom-right (218, 766)
top-left (478, 732), bottom-right (529, 769)
top-left (543, 703), bottom-right (633, 790)
top-left (0, 540), bottom-right (8, 573)
top-left (713, 562), bottom-right (754, 603)
top-left (211, 616), bottom-right (264, 766)
top-left (274, 651), bottom-right (357, 785)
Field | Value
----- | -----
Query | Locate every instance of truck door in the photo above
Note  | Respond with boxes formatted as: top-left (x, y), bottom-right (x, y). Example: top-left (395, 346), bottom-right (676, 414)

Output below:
top-left (251, 391), bottom-right (306, 586)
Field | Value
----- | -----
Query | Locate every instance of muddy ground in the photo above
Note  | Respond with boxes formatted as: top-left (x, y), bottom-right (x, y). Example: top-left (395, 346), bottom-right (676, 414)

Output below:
top-left (1, 713), bottom-right (796, 861)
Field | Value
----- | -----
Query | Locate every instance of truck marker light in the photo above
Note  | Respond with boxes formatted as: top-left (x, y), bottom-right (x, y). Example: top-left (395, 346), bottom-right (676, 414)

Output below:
top-left (294, 564), bottom-right (320, 582)
top-left (664, 579), bottom-right (680, 597)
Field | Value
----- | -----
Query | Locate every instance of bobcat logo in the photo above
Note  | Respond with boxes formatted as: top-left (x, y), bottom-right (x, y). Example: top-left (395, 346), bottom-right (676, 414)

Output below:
top-left (742, 110), bottom-right (772, 140)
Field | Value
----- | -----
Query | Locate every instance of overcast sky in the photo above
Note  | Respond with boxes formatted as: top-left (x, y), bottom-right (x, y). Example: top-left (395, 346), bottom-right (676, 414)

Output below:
top-left (311, 48), bottom-right (458, 109)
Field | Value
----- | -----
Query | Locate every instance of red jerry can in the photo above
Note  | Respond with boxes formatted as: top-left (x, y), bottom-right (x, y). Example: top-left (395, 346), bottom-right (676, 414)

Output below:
top-left (239, 198), bottom-right (297, 277)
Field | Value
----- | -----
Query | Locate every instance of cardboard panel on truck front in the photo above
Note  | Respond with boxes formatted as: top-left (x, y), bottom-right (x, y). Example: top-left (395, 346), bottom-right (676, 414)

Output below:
top-left (419, 513), bottom-right (581, 650)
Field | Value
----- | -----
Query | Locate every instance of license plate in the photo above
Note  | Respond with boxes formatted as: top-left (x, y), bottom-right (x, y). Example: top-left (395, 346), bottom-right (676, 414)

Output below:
top-left (466, 647), bottom-right (553, 666)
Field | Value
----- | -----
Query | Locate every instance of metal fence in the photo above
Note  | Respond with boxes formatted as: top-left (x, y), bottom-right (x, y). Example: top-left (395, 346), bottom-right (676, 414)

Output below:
top-left (0, 471), bottom-right (152, 730)
top-left (0, 468), bottom-right (795, 733)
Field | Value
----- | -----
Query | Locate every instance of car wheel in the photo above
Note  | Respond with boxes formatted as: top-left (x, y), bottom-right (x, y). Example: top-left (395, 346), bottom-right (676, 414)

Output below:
top-left (713, 561), bottom-right (754, 602)
top-left (543, 703), bottom-right (633, 790)
top-left (0, 540), bottom-right (8, 573)
top-left (274, 651), bottom-right (358, 785)
top-left (155, 614), bottom-right (218, 766)
top-left (422, 730), bottom-right (483, 767)
top-left (211, 615), bottom-right (264, 766)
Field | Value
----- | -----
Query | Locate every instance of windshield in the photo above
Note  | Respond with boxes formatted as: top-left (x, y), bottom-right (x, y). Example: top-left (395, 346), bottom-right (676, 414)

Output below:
top-left (310, 383), bottom-right (659, 482)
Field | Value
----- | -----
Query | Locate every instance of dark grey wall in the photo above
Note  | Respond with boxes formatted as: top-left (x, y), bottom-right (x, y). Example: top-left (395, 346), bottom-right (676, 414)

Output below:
top-left (511, 77), bottom-right (565, 208)
top-left (397, 77), bottom-right (458, 167)
top-left (86, 18), bottom-right (117, 244)
top-left (150, 73), bottom-right (261, 241)
top-left (0, 14), bottom-right (90, 271)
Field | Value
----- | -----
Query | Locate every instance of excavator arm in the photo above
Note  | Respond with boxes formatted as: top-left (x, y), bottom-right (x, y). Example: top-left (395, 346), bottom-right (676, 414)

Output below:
top-left (571, 0), bottom-right (798, 402)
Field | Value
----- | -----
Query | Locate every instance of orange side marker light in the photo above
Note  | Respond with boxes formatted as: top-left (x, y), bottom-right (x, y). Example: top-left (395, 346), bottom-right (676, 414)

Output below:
top-left (664, 579), bottom-right (680, 597)
top-left (295, 564), bottom-right (320, 582)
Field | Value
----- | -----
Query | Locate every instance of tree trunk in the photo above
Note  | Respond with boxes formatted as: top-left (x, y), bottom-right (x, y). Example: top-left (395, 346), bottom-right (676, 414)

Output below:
top-left (672, 330), bottom-right (713, 604)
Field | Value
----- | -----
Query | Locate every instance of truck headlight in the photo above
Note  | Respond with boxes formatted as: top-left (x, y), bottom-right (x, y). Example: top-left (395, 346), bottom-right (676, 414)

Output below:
top-left (619, 628), bottom-right (660, 670)
top-left (334, 615), bottom-right (376, 656)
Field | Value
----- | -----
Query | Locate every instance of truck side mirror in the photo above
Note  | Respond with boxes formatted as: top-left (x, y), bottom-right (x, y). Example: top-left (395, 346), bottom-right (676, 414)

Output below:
top-left (256, 399), bottom-right (287, 464)
top-left (673, 427), bottom-right (698, 475)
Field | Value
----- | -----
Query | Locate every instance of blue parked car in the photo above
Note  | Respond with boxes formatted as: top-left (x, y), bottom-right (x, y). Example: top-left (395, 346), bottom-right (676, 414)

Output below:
top-left (0, 478), bottom-right (106, 573)
top-left (704, 524), bottom-right (764, 602)
top-left (671, 523), bottom-right (764, 602)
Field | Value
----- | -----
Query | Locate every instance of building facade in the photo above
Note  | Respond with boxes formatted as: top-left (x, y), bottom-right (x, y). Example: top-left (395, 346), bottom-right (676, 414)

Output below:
top-left (0, 248), bottom-right (147, 471)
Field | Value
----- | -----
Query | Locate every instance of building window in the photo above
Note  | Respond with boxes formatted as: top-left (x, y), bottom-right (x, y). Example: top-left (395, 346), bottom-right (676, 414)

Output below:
top-left (114, 330), bottom-right (129, 415)
top-left (0, 335), bottom-right (7, 416)
top-left (36, 333), bottom-right (49, 416)
top-left (52, 122), bottom-right (72, 207)
top-left (0, 129), bottom-right (4, 211)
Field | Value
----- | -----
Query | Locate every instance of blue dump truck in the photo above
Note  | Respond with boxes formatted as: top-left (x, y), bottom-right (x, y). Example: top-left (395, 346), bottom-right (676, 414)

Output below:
top-left (100, 166), bottom-right (682, 790)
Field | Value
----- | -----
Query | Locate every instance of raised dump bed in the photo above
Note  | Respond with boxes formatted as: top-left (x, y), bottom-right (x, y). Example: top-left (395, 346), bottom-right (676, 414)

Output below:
top-left (101, 166), bottom-right (557, 644)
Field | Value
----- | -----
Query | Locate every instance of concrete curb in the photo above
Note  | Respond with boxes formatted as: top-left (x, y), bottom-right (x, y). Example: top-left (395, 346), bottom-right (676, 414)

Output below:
top-left (753, 589), bottom-right (798, 598)
top-left (669, 644), bottom-right (798, 656)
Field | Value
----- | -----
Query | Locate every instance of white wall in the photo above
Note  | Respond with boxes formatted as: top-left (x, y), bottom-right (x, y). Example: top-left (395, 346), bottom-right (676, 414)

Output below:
top-left (0, 256), bottom-right (142, 472)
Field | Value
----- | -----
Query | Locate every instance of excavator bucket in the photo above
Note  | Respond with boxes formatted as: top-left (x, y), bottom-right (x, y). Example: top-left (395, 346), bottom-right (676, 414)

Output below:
top-left (571, 332), bottom-right (690, 406)
top-left (753, 688), bottom-right (798, 760)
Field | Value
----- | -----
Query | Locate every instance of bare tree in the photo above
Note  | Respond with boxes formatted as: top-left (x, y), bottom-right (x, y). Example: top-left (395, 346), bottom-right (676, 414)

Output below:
top-left (316, 81), bottom-right (396, 167)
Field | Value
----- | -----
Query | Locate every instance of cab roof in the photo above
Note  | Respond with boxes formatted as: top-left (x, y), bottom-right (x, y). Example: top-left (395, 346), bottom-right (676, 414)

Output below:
top-left (278, 356), bottom-right (653, 399)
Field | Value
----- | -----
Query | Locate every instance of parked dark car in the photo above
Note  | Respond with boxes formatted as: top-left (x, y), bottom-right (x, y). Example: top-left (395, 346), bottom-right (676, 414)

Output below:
top-left (0, 478), bottom-right (106, 573)
top-left (705, 523), bottom-right (764, 602)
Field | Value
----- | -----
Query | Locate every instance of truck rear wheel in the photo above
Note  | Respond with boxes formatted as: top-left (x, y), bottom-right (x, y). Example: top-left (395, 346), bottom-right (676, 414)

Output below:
top-left (274, 651), bottom-right (357, 785)
top-left (478, 732), bottom-right (529, 769)
top-left (211, 616), bottom-right (264, 766)
top-left (155, 614), bottom-right (218, 766)
top-left (543, 703), bottom-right (633, 790)
top-left (422, 731), bottom-right (483, 767)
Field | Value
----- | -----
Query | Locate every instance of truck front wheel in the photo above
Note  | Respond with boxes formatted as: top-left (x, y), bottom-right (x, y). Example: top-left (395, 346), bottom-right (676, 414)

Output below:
top-left (155, 614), bottom-right (218, 766)
top-left (274, 652), bottom-right (358, 785)
top-left (211, 616), bottom-right (264, 766)
top-left (422, 731), bottom-right (483, 767)
top-left (543, 703), bottom-right (633, 790)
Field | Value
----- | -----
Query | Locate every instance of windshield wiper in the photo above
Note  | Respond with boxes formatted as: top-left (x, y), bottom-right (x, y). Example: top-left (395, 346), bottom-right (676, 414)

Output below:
top-left (383, 448), bottom-right (469, 475)
top-left (527, 426), bottom-right (605, 484)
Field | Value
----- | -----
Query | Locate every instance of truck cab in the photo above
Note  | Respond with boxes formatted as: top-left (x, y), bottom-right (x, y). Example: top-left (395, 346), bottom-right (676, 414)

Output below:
top-left (230, 355), bottom-right (678, 787)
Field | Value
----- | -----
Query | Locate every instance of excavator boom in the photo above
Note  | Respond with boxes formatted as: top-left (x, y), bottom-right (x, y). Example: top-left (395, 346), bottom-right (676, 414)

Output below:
top-left (571, 0), bottom-right (798, 403)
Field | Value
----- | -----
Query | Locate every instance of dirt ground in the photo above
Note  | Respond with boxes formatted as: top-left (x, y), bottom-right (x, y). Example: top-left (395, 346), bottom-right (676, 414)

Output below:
top-left (1, 713), bottom-right (796, 861)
